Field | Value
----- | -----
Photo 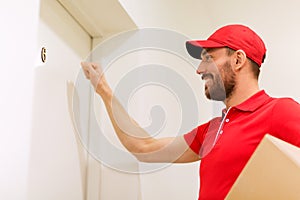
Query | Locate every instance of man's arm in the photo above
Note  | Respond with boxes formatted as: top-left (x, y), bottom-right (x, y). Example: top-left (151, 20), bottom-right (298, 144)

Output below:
top-left (81, 62), bottom-right (200, 163)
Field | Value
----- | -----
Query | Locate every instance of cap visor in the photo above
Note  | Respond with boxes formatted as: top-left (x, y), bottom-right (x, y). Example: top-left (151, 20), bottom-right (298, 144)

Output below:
top-left (186, 40), bottom-right (225, 59)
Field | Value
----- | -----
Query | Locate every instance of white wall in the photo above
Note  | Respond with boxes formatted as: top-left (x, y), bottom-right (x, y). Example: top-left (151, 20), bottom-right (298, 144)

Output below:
top-left (91, 32), bottom-right (142, 200)
top-left (117, 0), bottom-right (300, 199)
top-left (0, 1), bottom-right (40, 200)
top-left (92, 28), bottom-right (203, 200)
top-left (120, 0), bottom-right (300, 97)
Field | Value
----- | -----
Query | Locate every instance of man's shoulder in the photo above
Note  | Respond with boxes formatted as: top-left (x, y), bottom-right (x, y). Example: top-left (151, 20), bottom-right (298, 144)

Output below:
top-left (270, 96), bottom-right (300, 107)
top-left (267, 96), bottom-right (300, 114)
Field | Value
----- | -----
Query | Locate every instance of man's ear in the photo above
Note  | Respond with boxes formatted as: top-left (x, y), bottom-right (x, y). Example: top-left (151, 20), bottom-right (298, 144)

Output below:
top-left (232, 50), bottom-right (247, 71)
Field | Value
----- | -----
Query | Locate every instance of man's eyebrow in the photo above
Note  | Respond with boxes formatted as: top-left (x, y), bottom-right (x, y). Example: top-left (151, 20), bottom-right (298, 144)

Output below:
top-left (201, 48), bottom-right (214, 59)
top-left (201, 48), bottom-right (218, 58)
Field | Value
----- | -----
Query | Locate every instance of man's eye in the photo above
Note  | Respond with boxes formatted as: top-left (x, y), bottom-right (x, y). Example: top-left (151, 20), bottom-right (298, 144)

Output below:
top-left (204, 55), bottom-right (212, 62)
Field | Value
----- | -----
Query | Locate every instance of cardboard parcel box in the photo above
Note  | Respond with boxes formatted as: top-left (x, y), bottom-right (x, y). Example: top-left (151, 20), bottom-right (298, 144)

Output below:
top-left (226, 134), bottom-right (300, 200)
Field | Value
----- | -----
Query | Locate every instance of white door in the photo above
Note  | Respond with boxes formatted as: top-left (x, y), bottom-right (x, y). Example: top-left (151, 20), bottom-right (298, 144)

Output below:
top-left (28, 0), bottom-right (95, 199)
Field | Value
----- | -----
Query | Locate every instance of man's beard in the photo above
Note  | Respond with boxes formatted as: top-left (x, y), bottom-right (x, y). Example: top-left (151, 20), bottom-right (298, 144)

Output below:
top-left (204, 61), bottom-right (236, 101)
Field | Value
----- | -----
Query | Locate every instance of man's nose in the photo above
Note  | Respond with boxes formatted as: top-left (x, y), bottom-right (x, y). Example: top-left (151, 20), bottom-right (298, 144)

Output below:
top-left (196, 61), bottom-right (206, 75)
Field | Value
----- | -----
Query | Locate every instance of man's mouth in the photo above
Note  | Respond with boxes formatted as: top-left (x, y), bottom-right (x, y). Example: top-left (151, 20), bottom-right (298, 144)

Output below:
top-left (202, 73), bottom-right (213, 86)
top-left (201, 73), bottom-right (213, 81)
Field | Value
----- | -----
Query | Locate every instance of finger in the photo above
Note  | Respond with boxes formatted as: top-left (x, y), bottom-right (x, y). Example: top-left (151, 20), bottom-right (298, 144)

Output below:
top-left (81, 61), bottom-right (91, 70)
top-left (81, 62), bottom-right (97, 79)
top-left (90, 62), bottom-right (103, 74)
top-left (82, 68), bottom-right (90, 79)
top-left (91, 62), bottom-right (98, 70)
top-left (81, 65), bottom-right (90, 79)
top-left (81, 62), bottom-right (97, 74)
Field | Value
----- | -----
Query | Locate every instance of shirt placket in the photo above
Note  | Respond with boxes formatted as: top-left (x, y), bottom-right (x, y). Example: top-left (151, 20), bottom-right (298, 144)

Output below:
top-left (213, 107), bottom-right (232, 146)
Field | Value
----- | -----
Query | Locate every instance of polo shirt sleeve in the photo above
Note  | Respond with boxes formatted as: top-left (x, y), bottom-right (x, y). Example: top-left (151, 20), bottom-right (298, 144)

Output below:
top-left (271, 98), bottom-right (300, 147)
top-left (184, 121), bottom-right (210, 155)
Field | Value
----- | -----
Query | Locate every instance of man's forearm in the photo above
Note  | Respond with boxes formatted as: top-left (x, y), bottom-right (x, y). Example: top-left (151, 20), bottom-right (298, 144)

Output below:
top-left (100, 90), bottom-right (155, 154)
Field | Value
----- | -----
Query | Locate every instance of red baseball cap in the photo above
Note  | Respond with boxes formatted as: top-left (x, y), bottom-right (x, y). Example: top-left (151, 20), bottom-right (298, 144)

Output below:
top-left (186, 24), bottom-right (266, 67)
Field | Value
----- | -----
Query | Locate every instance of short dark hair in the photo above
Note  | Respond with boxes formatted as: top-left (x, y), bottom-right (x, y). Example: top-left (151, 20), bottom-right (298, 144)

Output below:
top-left (226, 47), bottom-right (260, 79)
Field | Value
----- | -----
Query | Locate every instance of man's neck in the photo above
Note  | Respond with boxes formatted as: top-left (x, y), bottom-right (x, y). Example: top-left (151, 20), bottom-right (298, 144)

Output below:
top-left (224, 81), bottom-right (260, 109)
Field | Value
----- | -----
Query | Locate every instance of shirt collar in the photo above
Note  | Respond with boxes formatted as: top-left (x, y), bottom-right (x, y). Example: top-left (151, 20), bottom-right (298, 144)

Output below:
top-left (233, 90), bottom-right (271, 112)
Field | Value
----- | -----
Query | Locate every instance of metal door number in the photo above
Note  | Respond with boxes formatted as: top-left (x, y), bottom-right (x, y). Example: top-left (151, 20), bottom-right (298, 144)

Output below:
top-left (41, 47), bottom-right (46, 63)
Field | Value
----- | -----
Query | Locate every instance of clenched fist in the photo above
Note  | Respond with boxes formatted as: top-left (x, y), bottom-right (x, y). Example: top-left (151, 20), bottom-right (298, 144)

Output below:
top-left (81, 62), bottom-right (112, 99)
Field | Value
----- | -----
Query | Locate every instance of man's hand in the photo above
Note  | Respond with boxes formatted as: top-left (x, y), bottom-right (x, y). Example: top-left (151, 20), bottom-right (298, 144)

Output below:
top-left (80, 62), bottom-right (112, 99)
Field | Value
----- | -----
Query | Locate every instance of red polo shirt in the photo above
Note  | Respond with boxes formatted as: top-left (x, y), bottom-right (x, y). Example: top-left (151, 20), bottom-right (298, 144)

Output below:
top-left (184, 90), bottom-right (300, 200)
